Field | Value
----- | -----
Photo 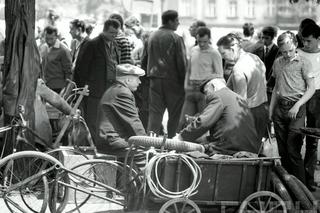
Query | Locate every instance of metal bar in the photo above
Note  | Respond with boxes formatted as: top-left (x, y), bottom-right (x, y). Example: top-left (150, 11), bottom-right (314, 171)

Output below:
top-left (175, 156), bottom-right (182, 192)
top-left (53, 85), bottom-right (89, 147)
top-left (58, 181), bottom-right (124, 206)
top-left (256, 159), bottom-right (264, 191)
top-left (4, 195), bottom-right (28, 213)
top-left (64, 167), bottom-right (123, 195)
top-left (6, 165), bottom-right (56, 192)
top-left (238, 164), bottom-right (247, 201)
top-left (213, 163), bottom-right (221, 201)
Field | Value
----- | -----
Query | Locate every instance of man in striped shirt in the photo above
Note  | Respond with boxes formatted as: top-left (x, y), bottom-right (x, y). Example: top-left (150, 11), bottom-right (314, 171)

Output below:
top-left (109, 13), bottom-right (133, 64)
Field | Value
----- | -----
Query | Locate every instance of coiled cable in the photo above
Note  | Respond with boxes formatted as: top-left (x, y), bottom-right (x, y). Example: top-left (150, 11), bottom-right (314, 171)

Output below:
top-left (144, 152), bottom-right (202, 199)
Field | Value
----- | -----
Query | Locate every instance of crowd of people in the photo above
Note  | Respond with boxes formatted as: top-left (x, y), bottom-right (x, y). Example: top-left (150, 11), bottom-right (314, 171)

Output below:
top-left (34, 9), bottom-right (319, 192)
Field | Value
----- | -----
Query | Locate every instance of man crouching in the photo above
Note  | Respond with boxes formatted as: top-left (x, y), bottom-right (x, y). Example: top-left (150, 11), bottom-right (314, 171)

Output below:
top-left (175, 77), bottom-right (261, 155)
top-left (95, 64), bottom-right (147, 158)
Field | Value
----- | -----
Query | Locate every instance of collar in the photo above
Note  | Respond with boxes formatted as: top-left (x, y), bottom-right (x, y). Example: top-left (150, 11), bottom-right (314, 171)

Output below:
top-left (265, 43), bottom-right (274, 50)
top-left (282, 52), bottom-right (300, 62)
top-left (159, 25), bottom-right (173, 31)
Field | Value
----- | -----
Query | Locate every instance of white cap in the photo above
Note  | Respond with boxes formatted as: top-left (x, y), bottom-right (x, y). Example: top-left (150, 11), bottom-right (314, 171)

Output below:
top-left (116, 63), bottom-right (145, 77)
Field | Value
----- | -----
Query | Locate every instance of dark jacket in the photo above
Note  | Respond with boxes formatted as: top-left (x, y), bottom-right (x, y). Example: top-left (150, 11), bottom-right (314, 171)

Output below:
top-left (180, 87), bottom-right (260, 155)
top-left (96, 81), bottom-right (146, 153)
top-left (74, 34), bottom-right (119, 98)
top-left (146, 26), bottom-right (187, 84)
top-left (251, 44), bottom-right (279, 83)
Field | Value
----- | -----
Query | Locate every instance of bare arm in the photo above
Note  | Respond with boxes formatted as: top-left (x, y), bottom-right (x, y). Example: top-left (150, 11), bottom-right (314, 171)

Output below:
top-left (231, 71), bottom-right (247, 99)
top-left (288, 77), bottom-right (315, 119)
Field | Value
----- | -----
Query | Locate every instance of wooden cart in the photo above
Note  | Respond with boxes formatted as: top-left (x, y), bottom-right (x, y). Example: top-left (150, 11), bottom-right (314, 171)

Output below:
top-left (145, 157), bottom-right (287, 213)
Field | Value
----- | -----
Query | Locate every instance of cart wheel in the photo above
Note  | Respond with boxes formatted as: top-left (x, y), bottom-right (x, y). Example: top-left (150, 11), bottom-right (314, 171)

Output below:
top-left (239, 191), bottom-right (287, 213)
top-left (159, 198), bottom-right (201, 213)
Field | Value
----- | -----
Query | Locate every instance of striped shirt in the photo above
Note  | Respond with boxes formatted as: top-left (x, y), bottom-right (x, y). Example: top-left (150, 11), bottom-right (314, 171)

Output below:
top-left (115, 32), bottom-right (133, 64)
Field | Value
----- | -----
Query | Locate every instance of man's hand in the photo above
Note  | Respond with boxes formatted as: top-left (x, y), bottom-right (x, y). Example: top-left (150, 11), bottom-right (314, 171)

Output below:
top-left (173, 133), bottom-right (183, 141)
top-left (288, 103), bottom-right (301, 120)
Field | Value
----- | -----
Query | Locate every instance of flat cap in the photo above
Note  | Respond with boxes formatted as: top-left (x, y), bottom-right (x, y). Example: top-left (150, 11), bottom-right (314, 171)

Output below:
top-left (116, 64), bottom-right (145, 77)
top-left (199, 77), bottom-right (226, 93)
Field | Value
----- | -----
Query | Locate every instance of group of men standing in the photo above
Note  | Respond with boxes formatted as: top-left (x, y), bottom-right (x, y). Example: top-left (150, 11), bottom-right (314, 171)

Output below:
top-left (39, 9), bottom-right (320, 191)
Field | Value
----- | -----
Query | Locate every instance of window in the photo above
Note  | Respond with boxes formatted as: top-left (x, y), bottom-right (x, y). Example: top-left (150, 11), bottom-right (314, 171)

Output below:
top-left (205, 0), bottom-right (216, 17)
top-left (278, 0), bottom-right (291, 17)
top-left (228, 0), bottom-right (237, 18)
top-left (246, 0), bottom-right (255, 18)
top-left (266, 0), bottom-right (276, 17)
top-left (180, 0), bottom-right (192, 17)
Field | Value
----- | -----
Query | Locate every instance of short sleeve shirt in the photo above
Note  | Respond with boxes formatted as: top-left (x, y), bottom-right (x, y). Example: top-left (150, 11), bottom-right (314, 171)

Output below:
top-left (272, 53), bottom-right (314, 101)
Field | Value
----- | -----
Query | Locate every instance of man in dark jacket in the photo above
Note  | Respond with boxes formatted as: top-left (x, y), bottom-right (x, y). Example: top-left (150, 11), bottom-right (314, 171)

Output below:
top-left (74, 19), bottom-right (120, 139)
top-left (175, 78), bottom-right (260, 155)
top-left (145, 10), bottom-right (187, 138)
top-left (96, 64), bottom-right (146, 156)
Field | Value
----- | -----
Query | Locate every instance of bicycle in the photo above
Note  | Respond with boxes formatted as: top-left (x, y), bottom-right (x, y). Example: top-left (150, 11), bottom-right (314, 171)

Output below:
top-left (0, 150), bottom-right (141, 213)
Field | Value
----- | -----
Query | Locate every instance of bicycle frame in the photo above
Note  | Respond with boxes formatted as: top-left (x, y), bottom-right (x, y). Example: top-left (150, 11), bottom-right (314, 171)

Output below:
top-left (53, 164), bottom-right (125, 206)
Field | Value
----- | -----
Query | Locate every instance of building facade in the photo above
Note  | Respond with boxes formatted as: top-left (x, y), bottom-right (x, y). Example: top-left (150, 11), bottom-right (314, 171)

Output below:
top-left (163, 0), bottom-right (319, 29)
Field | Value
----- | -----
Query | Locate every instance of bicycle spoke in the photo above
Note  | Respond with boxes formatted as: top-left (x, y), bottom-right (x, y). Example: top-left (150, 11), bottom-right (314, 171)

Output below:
top-left (247, 203), bottom-right (261, 213)
top-left (5, 194), bottom-right (29, 213)
top-left (266, 203), bottom-right (282, 212)
top-left (174, 203), bottom-right (179, 213)
top-left (264, 196), bottom-right (272, 210)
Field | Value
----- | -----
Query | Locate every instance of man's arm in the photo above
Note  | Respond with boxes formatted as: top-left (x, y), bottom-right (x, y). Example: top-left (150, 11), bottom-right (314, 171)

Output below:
top-left (180, 95), bottom-right (224, 142)
top-left (231, 70), bottom-right (247, 99)
top-left (289, 77), bottom-right (315, 119)
top-left (61, 48), bottom-right (72, 81)
top-left (113, 91), bottom-right (146, 136)
top-left (37, 79), bottom-right (73, 115)
top-left (176, 36), bottom-right (187, 83)
top-left (211, 49), bottom-right (224, 77)
top-left (74, 41), bottom-right (93, 87)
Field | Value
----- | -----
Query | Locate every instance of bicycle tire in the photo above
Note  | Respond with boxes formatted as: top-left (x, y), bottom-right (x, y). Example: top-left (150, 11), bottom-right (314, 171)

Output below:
top-left (274, 166), bottom-right (313, 210)
top-left (290, 175), bottom-right (319, 212)
top-left (48, 170), bottom-right (70, 213)
top-left (46, 147), bottom-right (90, 167)
top-left (0, 151), bottom-right (62, 213)
top-left (270, 171), bottom-right (295, 212)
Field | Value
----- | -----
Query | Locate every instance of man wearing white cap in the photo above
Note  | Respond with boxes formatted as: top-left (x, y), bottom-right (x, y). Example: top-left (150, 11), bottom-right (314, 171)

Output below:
top-left (175, 77), bottom-right (260, 155)
top-left (96, 64), bottom-right (146, 156)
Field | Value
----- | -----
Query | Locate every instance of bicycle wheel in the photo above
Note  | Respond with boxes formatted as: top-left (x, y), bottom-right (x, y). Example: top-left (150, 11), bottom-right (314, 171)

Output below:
top-left (66, 159), bottom-right (139, 212)
top-left (46, 147), bottom-right (90, 168)
top-left (0, 151), bottom-right (62, 213)
top-left (46, 147), bottom-right (89, 213)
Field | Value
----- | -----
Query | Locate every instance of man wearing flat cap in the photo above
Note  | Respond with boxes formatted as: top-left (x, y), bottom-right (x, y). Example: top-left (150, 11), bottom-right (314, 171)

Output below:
top-left (175, 78), bottom-right (260, 155)
top-left (96, 64), bottom-right (146, 156)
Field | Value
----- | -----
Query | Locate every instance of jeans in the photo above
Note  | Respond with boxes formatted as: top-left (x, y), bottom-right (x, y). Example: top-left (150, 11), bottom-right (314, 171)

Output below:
top-left (273, 99), bottom-right (306, 183)
top-left (250, 102), bottom-right (268, 142)
top-left (305, 89), bottom-right (320, 186)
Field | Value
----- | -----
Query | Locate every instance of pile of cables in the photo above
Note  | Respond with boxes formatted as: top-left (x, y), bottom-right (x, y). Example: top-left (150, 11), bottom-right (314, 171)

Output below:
top-left (144, 152), bottom-right (202, 199)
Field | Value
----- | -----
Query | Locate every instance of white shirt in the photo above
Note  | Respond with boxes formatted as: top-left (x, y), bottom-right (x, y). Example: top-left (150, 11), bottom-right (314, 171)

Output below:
top-left (297, 48), bottom-right (320, 89)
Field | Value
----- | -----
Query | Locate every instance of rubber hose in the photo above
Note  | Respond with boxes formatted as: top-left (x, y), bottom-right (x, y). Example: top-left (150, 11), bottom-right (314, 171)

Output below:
top-left (128, 136), bottom-right (205, 153)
